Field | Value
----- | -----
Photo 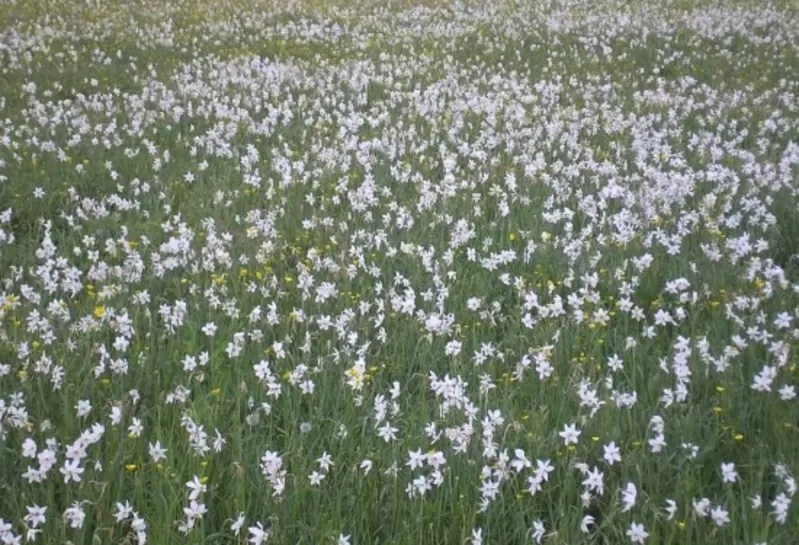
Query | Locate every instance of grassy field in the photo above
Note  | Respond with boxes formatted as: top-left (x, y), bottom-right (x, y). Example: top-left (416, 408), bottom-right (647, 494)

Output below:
top-left (1, 0), bottom-right (798, 543)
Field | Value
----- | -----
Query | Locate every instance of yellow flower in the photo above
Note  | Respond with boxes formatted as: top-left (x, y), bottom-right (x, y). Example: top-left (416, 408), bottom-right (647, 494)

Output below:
top-left (94, 306), bottom-right (106, 318)
top-left (126, 464), bottom-right (137, 472)
top-left (1, 294), bottom-right (17, 311)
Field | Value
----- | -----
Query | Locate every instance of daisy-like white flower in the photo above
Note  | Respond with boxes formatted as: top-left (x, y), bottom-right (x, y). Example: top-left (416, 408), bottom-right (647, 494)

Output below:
top-left (559, 423), bottom-right (581, 445)
top-left (60, 459), bottom-right (84, 484)
top-left (720, 462), bottom-right (738, 483)
top-left (148, 441), bottom-right (167, 462)
top-left (603, 441), bottom-right (621, 466)
top-left (710, 505), bottom-right (730, 527)
top-left (626, 522), bottom-right (648, 544)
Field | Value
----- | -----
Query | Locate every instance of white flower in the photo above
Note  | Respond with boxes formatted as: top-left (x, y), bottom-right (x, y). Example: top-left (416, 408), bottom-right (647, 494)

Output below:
top-left (530, 520), bottom-right (545, 543)
top-left (626, 522), bottom-right (648, 544)
top-left (60, 459), bottom-right (84, 484)
top-left (186, 476), bottom-right (206, 501)
top-left (63, 502), bottom-right (86, 529)
top-left (201, 322), bottom-right (217, 336)
top-left (23, 505), bottom-right (47, 528)
top-left (559, 423), bottom-right (581, 445)
top-left (376, 423), bottom-right (399, 443)
top-left (620, 482), bottom-right (637, 512)
top-left (359, 459), bottom-right (373, 474)
top-left (75, 399), bottom-right (92, 418)
top-left (710, 505), bottom-right (730, 527)
top-left (603, 441), bottom-right (621, 466)
top-left (445, 340), bottom-right (462, 356)
top-left (582, 466), bottom-right (605, 496)
top-left (406, 449), bottom-right (426, 470)
top-left (778, 385), bottom-right (796, 400)
top-left (664, 499), bottom-right (677, 520)
top-left (231, 512), bottom-right (245, 536)
top-left (470, 527), bottom-right (483, 545)
top-left (316, 451), bottom-right (334, 471)
top-left (720, 462), bottom-right (738, 483)
top-left (183, 500), bottom-right (207, 520)
top-left (114, 501), bottom-right (133, 522)
top-left (148, 441), bottom-right (167, 463)
top-left (248, 522), bottom-right (270, 545)
top-left (309, 471), bottom-right (325, 486)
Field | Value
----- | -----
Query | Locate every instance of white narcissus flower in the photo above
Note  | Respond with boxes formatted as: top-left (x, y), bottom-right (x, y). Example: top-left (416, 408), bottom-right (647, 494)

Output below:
top-left (626, 522), bottom-right (648, 544)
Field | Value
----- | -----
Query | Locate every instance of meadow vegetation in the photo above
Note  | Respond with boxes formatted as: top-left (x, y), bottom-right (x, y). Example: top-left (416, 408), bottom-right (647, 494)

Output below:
top-left (1, 0), bottom-right (798, 543)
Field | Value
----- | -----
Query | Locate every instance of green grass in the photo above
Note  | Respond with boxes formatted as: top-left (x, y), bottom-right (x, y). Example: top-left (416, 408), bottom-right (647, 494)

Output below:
top-left (1, 0), bottom-right (798, 544)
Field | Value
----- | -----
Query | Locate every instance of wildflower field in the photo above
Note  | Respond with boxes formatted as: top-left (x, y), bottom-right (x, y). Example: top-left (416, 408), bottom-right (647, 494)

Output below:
top-left (1, 0), bottom-right (799, 543)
